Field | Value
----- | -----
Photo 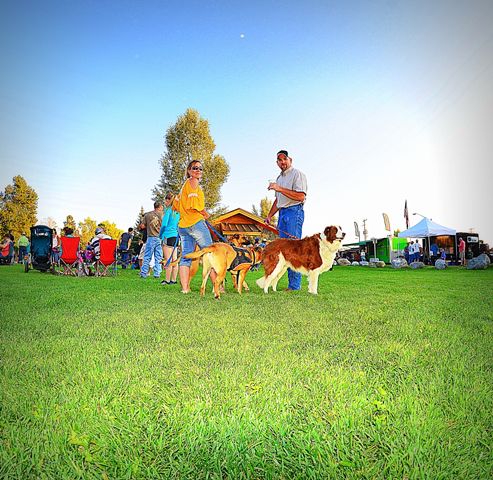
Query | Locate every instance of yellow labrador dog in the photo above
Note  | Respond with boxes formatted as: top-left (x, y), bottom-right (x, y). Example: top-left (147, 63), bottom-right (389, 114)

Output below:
top-left (185, 243), bottom-right (236, 299)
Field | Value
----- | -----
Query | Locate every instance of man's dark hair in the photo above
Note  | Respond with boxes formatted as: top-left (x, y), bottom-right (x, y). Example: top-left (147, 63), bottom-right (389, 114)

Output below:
top-left (128, 227), bottom-right (133, 232)
top-left (154, 201), bottom-right (162, 209)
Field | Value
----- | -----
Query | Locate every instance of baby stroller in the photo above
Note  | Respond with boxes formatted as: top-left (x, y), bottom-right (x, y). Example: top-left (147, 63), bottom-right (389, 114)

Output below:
top-left (25, 225), bottom-right (53, 273)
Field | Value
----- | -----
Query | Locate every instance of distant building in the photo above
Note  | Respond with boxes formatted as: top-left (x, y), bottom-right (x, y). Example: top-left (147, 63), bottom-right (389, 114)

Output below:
top-left (210, 208), bottom-right (278, 243)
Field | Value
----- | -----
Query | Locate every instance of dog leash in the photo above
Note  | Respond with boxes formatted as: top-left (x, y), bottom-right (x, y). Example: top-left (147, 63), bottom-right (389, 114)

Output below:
top-left (205, 220), bottom-right (230, 243)
top-left (270, 225), bottom-right (300, 240)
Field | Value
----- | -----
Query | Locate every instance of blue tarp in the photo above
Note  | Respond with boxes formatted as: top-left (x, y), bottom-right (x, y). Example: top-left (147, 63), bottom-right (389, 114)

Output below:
top-left (398, 217), bottom-right (456, 238)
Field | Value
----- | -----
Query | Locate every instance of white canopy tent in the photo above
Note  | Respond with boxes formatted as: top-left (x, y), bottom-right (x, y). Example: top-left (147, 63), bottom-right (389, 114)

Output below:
top-left (398, 217), bottom-right (456, 261)
top-left (398, 218), bottom-right (456, 238)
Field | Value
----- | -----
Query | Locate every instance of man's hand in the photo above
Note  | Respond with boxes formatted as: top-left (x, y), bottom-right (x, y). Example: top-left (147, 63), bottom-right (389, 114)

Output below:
top-left (268, 182), bottom-right (279, 191)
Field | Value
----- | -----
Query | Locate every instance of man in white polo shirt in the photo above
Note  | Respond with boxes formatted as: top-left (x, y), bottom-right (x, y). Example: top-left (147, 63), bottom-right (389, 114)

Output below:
top-left (265, 149), bottom-right (308, 291)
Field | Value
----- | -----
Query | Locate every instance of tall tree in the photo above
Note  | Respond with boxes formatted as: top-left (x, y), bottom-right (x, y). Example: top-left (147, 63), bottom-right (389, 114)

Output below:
top-left (0, 175), bottom-right (38, 238)
top-left (134, 206), bottom-right (145, 231)
top-left (153, 108), bottom-right (230, 214)
top-left (252, 197), bottom-right (277, 226)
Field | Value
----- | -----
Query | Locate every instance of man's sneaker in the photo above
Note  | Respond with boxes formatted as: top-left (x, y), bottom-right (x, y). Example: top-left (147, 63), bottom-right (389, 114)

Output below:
top-left (160, 280), bottom-right (170, 285)
top-left (169, 280), bottom-right (177, 284)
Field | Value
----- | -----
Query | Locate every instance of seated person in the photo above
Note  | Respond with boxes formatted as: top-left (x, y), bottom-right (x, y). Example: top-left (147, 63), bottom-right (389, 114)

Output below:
top-left (0, 236), bottom-right (14, 263)
top-left (88, 227), bottom-right (111, 260)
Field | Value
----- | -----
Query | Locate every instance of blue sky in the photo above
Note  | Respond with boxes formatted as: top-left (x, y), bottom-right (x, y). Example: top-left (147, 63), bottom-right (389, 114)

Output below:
top-left (1, 0), bottom-right (492, 243)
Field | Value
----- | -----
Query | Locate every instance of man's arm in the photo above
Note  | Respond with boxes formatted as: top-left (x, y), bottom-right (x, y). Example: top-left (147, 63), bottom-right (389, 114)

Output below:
top-left (265, 199), bottom-right (279, 225)
top-left (269, 184), bottom-right (306, 202)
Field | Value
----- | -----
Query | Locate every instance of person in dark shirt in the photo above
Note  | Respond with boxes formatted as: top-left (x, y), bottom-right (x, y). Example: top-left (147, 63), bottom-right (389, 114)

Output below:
top-left (119, 228), bottom-right (134, 269)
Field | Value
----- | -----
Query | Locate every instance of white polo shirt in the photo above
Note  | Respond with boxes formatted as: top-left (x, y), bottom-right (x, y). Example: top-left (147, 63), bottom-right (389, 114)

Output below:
top-left (275, 166), bottom-right (307, 208)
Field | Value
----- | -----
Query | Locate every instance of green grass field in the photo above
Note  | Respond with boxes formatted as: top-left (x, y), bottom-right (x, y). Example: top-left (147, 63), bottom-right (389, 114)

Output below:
top-left (1, 264), bottom-right (492, 479)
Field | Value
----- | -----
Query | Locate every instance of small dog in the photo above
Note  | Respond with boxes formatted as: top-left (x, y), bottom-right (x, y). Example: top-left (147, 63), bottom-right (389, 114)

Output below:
top-left (256, 226), bottom-right (345, 294)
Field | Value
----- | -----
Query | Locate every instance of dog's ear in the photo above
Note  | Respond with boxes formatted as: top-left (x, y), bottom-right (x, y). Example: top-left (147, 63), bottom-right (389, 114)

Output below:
top-left (324, 226), bottom-right (338, 242)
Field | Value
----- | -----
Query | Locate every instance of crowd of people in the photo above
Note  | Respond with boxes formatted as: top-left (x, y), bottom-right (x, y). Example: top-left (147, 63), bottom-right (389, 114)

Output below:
top-left (0, 231), bottom-right (30, 264)
top-left (131, 150), bottom-right (307, 293)
top-left (337, 237), bottom-right (471, 267)
top-left (1, 149), bottom-right (487, 282)
top-left (141, 151), bottom-right (303, 291)
top-left (3, 149), bottom-right (310, 289)
top-left (404, 241), bottom-right (451, 265)
top-left (404, 240), bottom-right (422, 264)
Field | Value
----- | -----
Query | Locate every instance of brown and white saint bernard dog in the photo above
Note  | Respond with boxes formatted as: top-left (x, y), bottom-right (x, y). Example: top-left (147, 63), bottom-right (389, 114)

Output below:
top-left (256, 226), bottom-right (345, 294)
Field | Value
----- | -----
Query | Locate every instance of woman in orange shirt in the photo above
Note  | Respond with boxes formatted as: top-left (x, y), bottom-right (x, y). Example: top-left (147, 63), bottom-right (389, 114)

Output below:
top-left (176, 160), bottom-right (216, 293)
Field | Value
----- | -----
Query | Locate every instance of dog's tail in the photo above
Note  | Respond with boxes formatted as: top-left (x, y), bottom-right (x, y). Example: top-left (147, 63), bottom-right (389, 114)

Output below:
top-left (256, 277), bottom-right (265, 289)
top-left (184, 246), bottom-right (216, 260)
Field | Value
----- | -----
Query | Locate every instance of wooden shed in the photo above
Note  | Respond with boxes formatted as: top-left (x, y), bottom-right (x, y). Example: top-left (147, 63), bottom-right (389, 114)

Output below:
top-left (210, 208), bottom-right (278, 243)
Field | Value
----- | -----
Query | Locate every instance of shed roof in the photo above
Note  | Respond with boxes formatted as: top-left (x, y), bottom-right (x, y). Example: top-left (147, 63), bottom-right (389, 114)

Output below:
top-left (211, 208), bottom-right (278, 234)
top-left (221, 223), bottom-right (262, 235)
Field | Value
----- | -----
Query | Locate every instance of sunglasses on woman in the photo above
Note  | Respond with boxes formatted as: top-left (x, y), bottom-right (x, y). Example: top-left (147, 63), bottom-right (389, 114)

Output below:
top-left (191, 166), bottom-right (203, 171)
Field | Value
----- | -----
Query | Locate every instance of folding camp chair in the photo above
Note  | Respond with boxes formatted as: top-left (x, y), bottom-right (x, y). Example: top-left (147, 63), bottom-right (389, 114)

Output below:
top-left (95, 239), bottom-right (118, 276)
top-left (58, 237), bottom-right (81, 276)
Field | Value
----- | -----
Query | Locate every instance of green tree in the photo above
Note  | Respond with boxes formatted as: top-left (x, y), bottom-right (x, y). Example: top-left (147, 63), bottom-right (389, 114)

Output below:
top-left (153, 108), bottom-right (230, 214)
top-left (78, 217), bottom-right (97, 246)
top-left (0, 175), bottom-right (38, 239)
top-left (134, 206), bottom-right (145, 231)
top-left (252, 197), bottom-right (277, 227)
